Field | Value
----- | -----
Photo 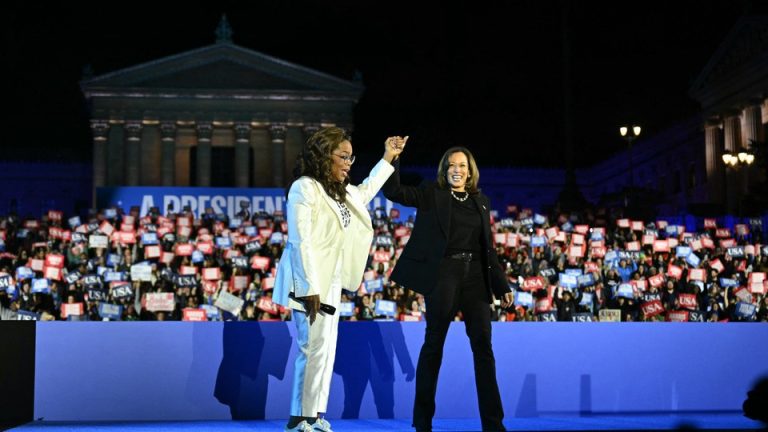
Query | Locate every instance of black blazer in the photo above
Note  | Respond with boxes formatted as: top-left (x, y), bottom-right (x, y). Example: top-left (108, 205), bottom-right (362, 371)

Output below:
top-left (382, 160), bottom-right (510, 301)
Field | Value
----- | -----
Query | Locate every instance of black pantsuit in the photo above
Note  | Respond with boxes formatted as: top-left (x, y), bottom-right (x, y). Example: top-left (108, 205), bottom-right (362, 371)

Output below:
top-left (382, 160), bottom-right (509, 432)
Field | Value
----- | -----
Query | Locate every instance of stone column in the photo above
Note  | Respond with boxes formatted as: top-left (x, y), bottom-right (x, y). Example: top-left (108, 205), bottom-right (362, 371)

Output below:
top-left (234, 123), bottom-right (251, 187)
top-left (742, 103), bottom-right (763, 148)
top-left (723, 113), bottom-right (742, 214)
top-left (704, 121), bottom-right (724, 204)
top-left (196, 122), bottom-right (213, 187)
top-left (723, 114), bottom-right (741, 153)
top-left (302, 124), bottom-right (320, 143)
top-left (269, 124), bottom-right (287, 187)
top-left (160, 122), bottom-right (177, 186)
top-left (124, 121), bottom-right (143, 186)
top-left (91, 120), bottom-right (110, 205)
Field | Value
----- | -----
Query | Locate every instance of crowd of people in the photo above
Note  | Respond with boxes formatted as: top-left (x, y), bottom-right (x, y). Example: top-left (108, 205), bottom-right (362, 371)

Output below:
top-left (0, 204), bottom-right (766, 323)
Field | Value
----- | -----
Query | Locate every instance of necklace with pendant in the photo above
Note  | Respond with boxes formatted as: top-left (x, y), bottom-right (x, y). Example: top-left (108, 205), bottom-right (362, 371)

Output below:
top-left (450, 189), bottom-right (468, 202)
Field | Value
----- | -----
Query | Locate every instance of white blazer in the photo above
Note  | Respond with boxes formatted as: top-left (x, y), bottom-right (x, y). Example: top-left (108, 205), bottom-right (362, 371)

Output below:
top-left (273, 159), bottom-right (394, 310)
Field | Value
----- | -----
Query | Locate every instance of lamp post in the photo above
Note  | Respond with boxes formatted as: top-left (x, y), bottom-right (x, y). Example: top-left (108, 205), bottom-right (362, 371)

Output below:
top-left (721, 144), bottom-right (755, 216)
top-left (619, 125), bottom-right (641, 188)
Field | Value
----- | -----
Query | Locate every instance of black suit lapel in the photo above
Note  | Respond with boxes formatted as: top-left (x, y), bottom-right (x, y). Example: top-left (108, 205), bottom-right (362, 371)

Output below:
top-left (435, 188), bottom-right (451, 238)
top-left (471, 194), bottom-right (491, 248)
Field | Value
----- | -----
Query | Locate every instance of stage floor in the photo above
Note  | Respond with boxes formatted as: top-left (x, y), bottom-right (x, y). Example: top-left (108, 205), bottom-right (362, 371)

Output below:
top-left (9, 413), bottom-right (765, 431)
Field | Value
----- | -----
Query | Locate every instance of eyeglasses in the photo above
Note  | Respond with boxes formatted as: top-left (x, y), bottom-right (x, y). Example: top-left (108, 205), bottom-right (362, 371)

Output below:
top-left (333, 153), bottom-right (356, 165)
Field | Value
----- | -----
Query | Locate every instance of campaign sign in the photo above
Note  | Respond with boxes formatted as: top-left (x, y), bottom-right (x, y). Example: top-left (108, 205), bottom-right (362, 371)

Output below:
top-left (16, 266), bottom-right (34, 281)
top-left (715, 228), bottom-right (731, 238)
top-left (68, 216), bottom-right (82, 228)
top-left (257, 297), bottom-right (278, 315)
top-left (87, 289), bottom-right (107, 302)
top-left (734, 302), bottom-right (757, 320)
top-left (231, 275), bottom-right (249, 292)
top-left (98, 302), bottom-right (123, 320)
top-left (174, 275), bottom-right (198, 288)
top-left (561, 222), bottom-right (573, 232)
top-left (130, 264), bottom-right (153, 282)
top-left (704, 218), bottom-right (717, 229)
top-left (535, 297), bottom-right (552, 313)
top-left (244, 241), bottom-right (262, 255)
top-left (141, 232), bottom-right (159, 245)
top-left (16, 310), bottom-right (40, 321)
top-left (710, 258), bottom-right (724, 273)
top-left (701, 237), bottom-right (715, 249)
top-left (641, 300), bottom-right (664, 318)
top-left (229, 256), bottom-right (248, 269)
top-left (735, 224), bottom-right (749, 236)
top-left (591, 246), bottom-right (606, 258)
top-left (61, 302), bottom-right (84, 319)
top-left (215, 236), bottom-right (233, 249)
top-left (667, 264), bottom-right (683, 280)
top-left (179, 266), bottom-right (197, 276)
top-left (522, 276), bottom-right (544, 291)
top-left (89, 235), bottom-right (108, 249)
top-left (374, 299), bottom-right (397, 317)
top-left (572, 313), bottom-right (593, 322)
top-left (365, 278), bottom-right (384, 292)
top-left (514, 291), bottom-right (534, 308)
top-left (718, 277), bottom-right (739, 288)
top-left (182, 308), bottom-right (208, 322)
top-left (688, 268), bottom-right (706, 281)
top-left (631, 279), bottom-right (648, 292)
top-left (269, 232), bottom-right (284, 245)
top-left (653, 240), bottom-right (670, 253)
top-left (144, 245), bottom-right (161, 259)
top-left (203, 267), bottom-right (222, 281)
top-left (579, 292), bottom-right (593, 307)
top-left (571, 233), bottom-right (585, 245)
top-left (191, 250), bottom-right (204, 264)
top-left (569, 245), bottom-right (585, 258)
top-left (336, 302), bottom-right (355, 317)
top-left (685, 253), bottom-right (701, 268)
top-left (734, 287), bottom-right (753, 303)
top-left (539, 268), bottom-right (556, 280)
top-left (200, 304), bottom-right (220, 320)
top-left (604, 250), bottom-right (618, 263)
top-left (251, 256), bottom-right (270, 271)
top-left (558, 273), bottom-right (578, 289)
top-left (688, 310), bottom-right (705, 322)
top-left (81, 275), bottom-right (102, 288)
top-left (530, 236), bottom-right (547, 247)
top-left (617, 284), bottom-right (634, 299)
top-left (626, 241), bottom-right (641, 252)
top-left (146, 292), bottom-right (175, 312)
top-left (103, 271), bottom-right (126, 283)
top-left (31, 278), bottom-right (50, 294)
top-left (537, 311), bottom-right (557, 322)
top-left (617, 219), bottom-right (630, 228)
top-left (578, 274), bottom-right (595, 287)
top-left (111, 283), bottom-right (133, 299)
top-left (0, 274), bottom-right (13, 291)
top-left (676, 246), bottom-right (692, 258)
top-left (727, 247), bottom-right (745, 258)
top-left (599, 309), bottom-right (621, 322)
top-left (666, 310), bottom-right (689, 322)
top-left (564, 268), bottom-right (583, 276)
top-left (533, 214), bottom-right (547, 225)
top-left (584, 261), bottom-right (599, 274)
top-left (678, 293), bottom-right (697, 310)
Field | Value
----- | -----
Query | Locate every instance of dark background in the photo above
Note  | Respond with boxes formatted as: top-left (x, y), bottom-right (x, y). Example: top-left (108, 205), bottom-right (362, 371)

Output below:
top-left (2, 1), bottom-right (757, 171)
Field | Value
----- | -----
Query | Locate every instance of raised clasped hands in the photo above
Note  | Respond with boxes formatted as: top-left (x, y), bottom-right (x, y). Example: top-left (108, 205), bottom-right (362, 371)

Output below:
top-left (383, 135), bottom-right (408, 163)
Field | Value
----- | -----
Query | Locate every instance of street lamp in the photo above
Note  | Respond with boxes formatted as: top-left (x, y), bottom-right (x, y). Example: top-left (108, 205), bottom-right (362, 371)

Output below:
top-left (619, 125), bottom-right (641, 187)
top-left (722, 148), bottom-right (755, 168)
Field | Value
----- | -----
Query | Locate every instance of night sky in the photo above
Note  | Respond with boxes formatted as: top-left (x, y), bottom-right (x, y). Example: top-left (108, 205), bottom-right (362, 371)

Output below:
top-left (3, 1), bottom-right (755, 172)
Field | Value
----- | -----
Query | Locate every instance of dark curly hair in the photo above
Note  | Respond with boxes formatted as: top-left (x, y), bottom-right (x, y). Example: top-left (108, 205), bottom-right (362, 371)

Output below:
top-left (291, 127), bottom-right (350, 203)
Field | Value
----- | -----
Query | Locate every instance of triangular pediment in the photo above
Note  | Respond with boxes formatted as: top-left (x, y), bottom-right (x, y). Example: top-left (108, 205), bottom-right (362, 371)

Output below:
top-left (81, 42), bottom-right (362, 95)
top-left (689, 16), bottom-right (768, 99)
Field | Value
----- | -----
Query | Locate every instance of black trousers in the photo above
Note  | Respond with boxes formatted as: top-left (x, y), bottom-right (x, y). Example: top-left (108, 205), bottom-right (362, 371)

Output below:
top-left (413, 258), bottom-right (505, 431)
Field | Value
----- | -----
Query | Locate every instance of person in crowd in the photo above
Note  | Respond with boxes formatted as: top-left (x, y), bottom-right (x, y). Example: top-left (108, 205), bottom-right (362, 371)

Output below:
top-left (382, 143), bottom-right (512, 432)
top-left (272, 127), bottom-right (404, 432)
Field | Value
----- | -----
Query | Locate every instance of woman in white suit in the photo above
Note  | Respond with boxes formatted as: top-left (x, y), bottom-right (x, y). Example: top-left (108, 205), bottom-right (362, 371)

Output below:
top-left (274, 127), bottom-right (406, 432)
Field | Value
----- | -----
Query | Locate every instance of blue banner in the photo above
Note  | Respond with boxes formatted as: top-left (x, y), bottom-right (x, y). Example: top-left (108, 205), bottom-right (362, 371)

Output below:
top-left (685, 253), bottom-right (701, 268)
top-left (201, 304), bottom-right (220, 320)
top-left (530, 236), bottom-right (547, 247)
top-left (374, 299), bottom-right (397, 316)
top-left (616, 283), bottom-right (634, 299)
top-left (579, 292), bottom-right (593, 306)
top-left (572, 313), bottom-right (593, 322)
top-left (142, 233), bottom-right (159, 245)
top-left (578, 273), bottom-right (595, 287)
top-left (719, 278), bottom-right (740, 288)
top-left (32, 278), bottom-right (50, 294)
top-left (365, 278), bottom-right (384, 293)
top-left (565, 268), bottom-right (583, 276)
top-left (16, 310), bottom-right (40, 321)
top-left (103, 271), bottom-right (126, 283)
top-left (96, 187), bottom-right (416, 222)
top-left (339, 302), bottom-right (355, 317)
top-left (0, 275), bottom-right (12, 291)
top-left (676, 246), bottom-right (691, 258)
top-left (734, 302), bottom-right (756, 319)
top-left (191, 250), bottom-right (204, 264)
top-left (533, 214), bottom-right (547, 225)
top-left (514, 291), bottom-right (534, 308)
top-left (98, 302), bottom-right (123, 320)
top-left (559, 273), bottom-right (578, 289)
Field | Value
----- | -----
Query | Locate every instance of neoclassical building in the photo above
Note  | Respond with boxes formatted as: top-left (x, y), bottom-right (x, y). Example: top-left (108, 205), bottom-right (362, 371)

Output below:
top-left (81, 18), bottom-right (362, 197)
top-left (689, 16), bottom-right (768, 214)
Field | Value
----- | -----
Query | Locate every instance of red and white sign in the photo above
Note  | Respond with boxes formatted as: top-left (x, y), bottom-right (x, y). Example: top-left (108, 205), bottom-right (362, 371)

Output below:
top-left (590, 246), bottom-right (606, 258)
top-left (231, 275), bottom-right (249, 292)
top-left (704, 218), bottom-right (717, 229)
top-left (251, 256), bottom-right (270, 271)
top-left (709, 258), bottom-right (724, 273)
top-left (656, 220), bottom-right (669, 229)
top-left (626, 241), bottom-right (641, 252)
top-left (145, 293), bottom-right (175, 312)
top-left (507, 234), bottom-right (520, 247)
top-left (715, 228), bottom-right (731, 238)
top-left (373, 251), bottom-right (392, 263)
top-left (45, 254), bottom-right (65, 268)
top-left (653, 240), bottom-right (670, 253)
top-left (734, 287), bottom-right (753, 303)
top-left (202, 267), bottom-right (222, 281)
top-left (720, 239), bottom-right (736, 248)
top-left (389, 208), bottom-right (400, 219)
top-left (257, 297), bottom-right (278, 314)
top-left (667, 264), bottom-right (683, 280)
top-left (554, 232), bottom-right (567, 243)
top-left (494, 233), bottom-right (507, 245)
top-left (735, 224), bottom-right (749, 235)
top-left (394, 227), bottom-right (409, 238)
top-left (177, 217), bottom-right (191, 227)
top-left (668, 238), bottom-right (679, 248)
top-left (701, 237), bottom-right (715, 249)
top-left (574, 225), bottom-right (589, 235)
top-left (691, 239), bottom-right (702, 251)
top-left (641, 300), bottom-right (664, 318)
top-left (25, 220), bottom-right (40, 230)
top-left (523, 276), bottom-right (545, 291)
top-left (584, 261), bottom-right (600, 273)
top-left (642, 234), bottom-right (655, 246)
top-left (197, 242), bottom-right (214, 254)
top-left (568, 244), bottom-right (584, 258)
top-left (535, 297), bottom-right (552, 313)
top-left (48, 210), bottom-right (63, 221)
top-left (44, 266), bottom-right (62, 281)
top-left (678, 293), bottom-right (697, 310)
top-left (688, 268), bottom-right (706, 281)
top-left (118, 231), bottom-right (136, 244)
top-left (667, 311), bottom-right (689, 322)
top-left (631, 221), bottom-right (644, 231)
top-left (145, 245), bottom-right (161, 259)
top-left (202, 280), bottom-right (219, 295)
top-left (262, 277), bottom-right (275, 290)
top-left (120, 223), bottom-right (135, 233)
top-left (182, 308), bottom-right (208, 321)
top-left (161, 252), bottom-right (175, 265)
top-left (29, 259), bottom-right (44, 272)
top-left (631, 279), bottom-right (648, 291)
top-left (571, 233), bottom-right (585, 245)
top-left (177, 226), bottom-right (192, 238)
top-left (649, 273), bottom-right (666, 288)
top-left (61, 302), bottom-right (84, 318)
top-left (175, 243), bottom-right (194, 256)
top-left (180, 266), bottom-right (198, 275)
top-left (49, 227), bottom-right (63, 240)
top-left (617, 219), bottom-right (630, 228)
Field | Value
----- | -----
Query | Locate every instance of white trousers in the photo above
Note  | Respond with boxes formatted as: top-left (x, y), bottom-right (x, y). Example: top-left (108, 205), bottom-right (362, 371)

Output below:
top-left (289, 259), bottom-right (342, 417)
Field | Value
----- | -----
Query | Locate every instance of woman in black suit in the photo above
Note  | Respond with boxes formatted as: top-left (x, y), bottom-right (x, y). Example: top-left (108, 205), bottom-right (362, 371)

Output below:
top-left (383, 143), bottom-right (513, 432)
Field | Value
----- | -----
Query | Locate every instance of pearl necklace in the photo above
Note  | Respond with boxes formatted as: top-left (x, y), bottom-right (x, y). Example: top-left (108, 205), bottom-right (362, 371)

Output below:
top-left (450, 189), bottom-right (469, 202)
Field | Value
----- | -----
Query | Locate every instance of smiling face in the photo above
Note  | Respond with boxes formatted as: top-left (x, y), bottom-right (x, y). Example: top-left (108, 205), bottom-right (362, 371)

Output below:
top-left (446, 151), bottom-right (469, 191)
top-left (330, 140), bottom-right (353, 183)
